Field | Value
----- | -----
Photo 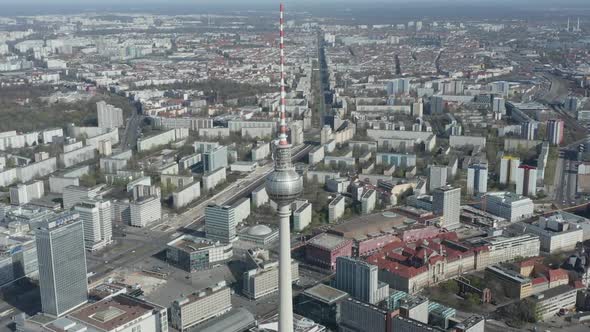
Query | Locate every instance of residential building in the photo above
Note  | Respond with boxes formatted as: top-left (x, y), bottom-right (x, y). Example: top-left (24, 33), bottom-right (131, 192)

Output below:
top-left (9, 180), bottom-right (44, 205)
top-left (129, 196), bottom-right (161, 227)
top-left (97, 101), bottom-right (124, 129)
top-left (515, 165), bottom-right (537, 197)
top-left (547, 119), bottom-right (564, 146)
top-left (521, 121), bottom-right (538, 140)
top-left (361, 190), bottom-right (377, 214)
top-left (432, 186), bottom-right (461, 229)
top-left (375, 153), bottom-right (417, 168)
top-left (203, 145), bottom-right (228, 172)
top-left (293, 202), bottom-right (312, 232)
top-left (35, 212), bottom-right (88, 317)
top-left (499, 156), bottom-right (520, 184)
top-left (329, 195), bottom-right (345, 223)
top-left (466, 163), bottom-right (488, 195)
top-left (428, 165), bottom-right (447, 192)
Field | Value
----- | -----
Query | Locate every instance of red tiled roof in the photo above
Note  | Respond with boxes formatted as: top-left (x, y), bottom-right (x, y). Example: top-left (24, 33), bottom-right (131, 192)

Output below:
top-left (547, 268), bottom-right (569, 282)
top-left (517, 257), bottom-right (542, 268)
top-left (532, 277), bottom-right (548, 285)
top-left (573, 280), bottom-right (585, 289)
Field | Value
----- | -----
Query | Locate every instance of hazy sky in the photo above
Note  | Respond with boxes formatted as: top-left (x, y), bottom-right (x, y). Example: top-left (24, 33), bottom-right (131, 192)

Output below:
top-left (0, 0), bottom-right (588, 17)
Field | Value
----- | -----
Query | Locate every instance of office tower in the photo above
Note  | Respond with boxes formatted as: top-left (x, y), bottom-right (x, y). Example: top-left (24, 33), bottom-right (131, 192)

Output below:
top-left (35, 212), bottom-right (88, 317)
top-left (492, 97), bottom-right (505, 114)
top-left (521, 121), bottom-right (538, 141)
top-left (432, 186), bottom-right (461, 229)
top-left (96, 101), bottom-right (124, 129)
top-left (74, 199), bottom-right (113, 251)
top-left (429, 95), bottom-right (444, 114)
top-left (547, 119), bottom-right (564, 146)
top-left (203, 145), bottom-right (228, 172)
top-left (428, 165), bottom-right (448, 192)
top-left (335, 256), bottom-right (387, 305)
top-left (467, 163), bottom-right (488, 195)
top-left (264, 4), bottom-right (304, 331)
top-left (205, 204), bottom-right (237, 244)
top-left (516, 165), bottom-right (537, 197)
top-left (499, 156), bottom-right (520, 184)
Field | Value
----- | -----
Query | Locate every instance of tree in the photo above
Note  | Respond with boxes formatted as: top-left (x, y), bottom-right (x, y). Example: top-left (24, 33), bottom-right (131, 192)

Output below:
top-left (439, 280), bottom-right (459, 294)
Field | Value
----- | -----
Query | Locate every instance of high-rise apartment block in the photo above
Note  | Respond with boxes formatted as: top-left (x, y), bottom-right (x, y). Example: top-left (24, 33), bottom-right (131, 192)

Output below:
top-left (432, 186), bottom-right (461, 229)
top-left (547, 119), bottom-right (564, 146)
top-left (521, 121), bottom-right (538, 140)
top-left (129, 195), bottom-right (161, 227)
top-left (499, 156), bottom-right (520, 184)
top-left (386, 78), bottom-right (411, 95)
top-left (334, 256), bottom-right (388, 305)
top-left (35, 212), bottom-right (88, 317)
top-left (428, 165), bottom-right (448, 192)
top-left (96, 101), bottom-right (124, 129)
top-left (74, 199), bottom-right (113, 251)
top-left (516, 165), bottom-right (537, 197)
top-left (9, 180), bottom-right (44, 206)
top-left (203, 146), bottom-right (228, 172)
top-left (467, 163), bottom-right (488, 195)
top-left (205, 204), bottom-right (237, 244)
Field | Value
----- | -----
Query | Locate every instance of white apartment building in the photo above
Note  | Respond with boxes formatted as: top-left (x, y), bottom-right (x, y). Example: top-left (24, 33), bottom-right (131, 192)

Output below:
top-left (293, 202), bottom-right (312, 232)
top-left (130, 196), bottom-right (161, 227)
top-left (9, 180), bottom-right (44, 206)
top-left (329, 195), bottom-right (345, 223)
top-left (96, 101), bottom-right (124, 129)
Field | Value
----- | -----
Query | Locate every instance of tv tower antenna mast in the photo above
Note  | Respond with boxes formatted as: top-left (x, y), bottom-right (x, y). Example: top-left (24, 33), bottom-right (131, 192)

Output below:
top-left (265, 4), bottom-right (302, 332)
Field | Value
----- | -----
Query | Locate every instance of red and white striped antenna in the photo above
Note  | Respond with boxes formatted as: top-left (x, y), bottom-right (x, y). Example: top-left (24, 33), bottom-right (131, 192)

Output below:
top-left (278, 3), bottom-right (288, 146)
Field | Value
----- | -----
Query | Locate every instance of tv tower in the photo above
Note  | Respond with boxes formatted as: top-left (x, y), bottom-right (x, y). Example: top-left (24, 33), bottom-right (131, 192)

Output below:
top-left (567, 17), bottom-right (570, 32)
top-left (265, 4), bottom-right (302, 332)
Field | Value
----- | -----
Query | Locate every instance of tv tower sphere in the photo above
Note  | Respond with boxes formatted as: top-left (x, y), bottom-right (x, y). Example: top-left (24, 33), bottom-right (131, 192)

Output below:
top-left (265, 152), bottom-right (303, 205)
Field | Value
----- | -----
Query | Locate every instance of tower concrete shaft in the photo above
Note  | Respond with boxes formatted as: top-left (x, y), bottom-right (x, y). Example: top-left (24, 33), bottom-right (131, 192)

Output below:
top-left (278, 203), bottom-right (293, 332)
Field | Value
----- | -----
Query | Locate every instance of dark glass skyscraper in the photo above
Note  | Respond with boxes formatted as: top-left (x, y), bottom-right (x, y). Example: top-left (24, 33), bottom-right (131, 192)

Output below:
top-left (35, 211), bottom-right (88, 317)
